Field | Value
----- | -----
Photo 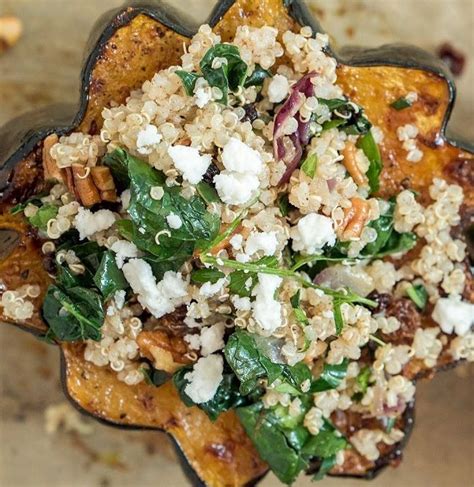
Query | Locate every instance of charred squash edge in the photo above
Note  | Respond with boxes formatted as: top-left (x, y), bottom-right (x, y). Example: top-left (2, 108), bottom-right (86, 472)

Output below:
top-left (0, 0), bottom-right (471, 485)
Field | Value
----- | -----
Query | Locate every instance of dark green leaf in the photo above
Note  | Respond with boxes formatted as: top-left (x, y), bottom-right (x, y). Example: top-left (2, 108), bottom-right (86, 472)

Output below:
top-left (237, 403), bottom-right (308, 484)
top-left (278, 194), bottom-right (291, 217)
top-left (333, 300), bottom-right (344, 335)
top-left (244, 64), bottom-right (271, 87)
top-left (28, 204), bottom-right (58, 231)
top-left (175, 70), bottom-right (200, 96)
top-left (312, 455), bottom-right (337, 481)
top-left (191, 267), bottom-right (225, 284)
top-left (300, 153), bottom-right (318, 178)
top-left (290, 290), bottom-right (309, 326)
top-left (93, 251), bottom-right (128, 301)
top-left (142, 367), bottom-right (171, 387)
top-left (42, 285), bottom-right (104, 342)
top-left (174, 368), bottom-right (249, 421)
top-left (196, 181), bottom-right (220, 204)
top-left (317, 98), bottom-right (348, 111)
top-left (229, 270), bottom-right (255, 297)
top-left (302, 430), bottom-right (347, 458)
top-left (362, 200), bottom-right (395, 256)
top-left (376, 231), bottom-right (417, 257)
top-left (406, 283), bottom-right (428, 310)
top-left (199, 44), bottom-right (248, 104)
top-left (357, 131), bottom-right (382, 194)
top-left (390, 97), bottom-right (412, 110)
top-left (10, 193), bottom-right (47, 215)
top-left (102, 148), bottom-right (131, 191)
top-left (310, 359), bottom-right (348, 393)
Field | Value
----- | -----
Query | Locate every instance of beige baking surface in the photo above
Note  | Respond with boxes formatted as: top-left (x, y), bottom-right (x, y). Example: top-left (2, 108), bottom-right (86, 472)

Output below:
top-left (0, 1), bottom-right (473, 486)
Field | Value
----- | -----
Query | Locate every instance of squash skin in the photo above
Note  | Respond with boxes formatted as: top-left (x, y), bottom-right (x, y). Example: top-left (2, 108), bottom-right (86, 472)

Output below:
top-left (0, 0), bottom-right (472, 485)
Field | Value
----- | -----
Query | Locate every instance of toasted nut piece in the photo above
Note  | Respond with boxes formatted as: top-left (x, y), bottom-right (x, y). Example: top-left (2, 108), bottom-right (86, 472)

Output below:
top-left (72, 164), bottom-right (101, 207)
top-left (341, 197), bottom-right (370, 240)
top-left (64, 167), bottom-right (78, 198)
top-left (137, 330), bottom-right (191, 373)
top-left (42, 134), bottom-right (65, 182)
top-left (91, 166), bottom-right (117, 202)
top-left (0, 16), bottom-right (23, 54)
top-left (342, 142), bottom-right (367, 187)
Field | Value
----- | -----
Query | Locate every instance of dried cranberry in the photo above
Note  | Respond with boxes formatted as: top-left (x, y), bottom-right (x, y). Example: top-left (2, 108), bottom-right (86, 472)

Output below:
top-left (437, 42), bottom-right (466, 76)
top-left (242, 103), bottom-right (259, 123)
top-left (202, 163), bottom-right (219, 185)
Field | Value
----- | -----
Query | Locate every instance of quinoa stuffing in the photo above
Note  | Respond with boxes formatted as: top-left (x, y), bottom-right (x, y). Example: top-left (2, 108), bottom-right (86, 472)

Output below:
top-left (2, 24), bottom-right (473, 484)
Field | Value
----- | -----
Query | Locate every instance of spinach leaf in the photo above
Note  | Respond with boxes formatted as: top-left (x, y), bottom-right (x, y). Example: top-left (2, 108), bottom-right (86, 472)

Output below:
top-left (225, 330), bottom-right (312, 396)
top-left (28, 204), bottom-right (58, 231)
top-left (352, 366), bottom-right (373, 401)
top-left (93, 251), bottom-right (128, 301)
top-left (278, 194), bottom-right (291, 217)
top-left (312, 455), bottom-right (337, 481)
top-left (332, 300), bottom-right (344, 335)
top-left (406, 283), bottom-right (428, 310)
top-left (142, 366), bottom-right (171, 387)
top-left (300, 153), bottom-right (318, 178)
top-left (200, 44), bottom-right (248, 104)
top-left (196, 181), bottom-right (220, 204)
top-left (10, 193), bottom-right (47, 215)
top-left (310, 359), bottom-right (348, 393)
top-left (102, 148), bottom-right (131, 191)
top-left (302, 429), bottom-right (347, 459)
top-left (357, 131), bottom-right (382, 194)
top-left (237, 403), bottom-right (309, 484)
top-left (175, 70), bottom-right (200, 96)
top-left (244, 64), bottom-right (271, 87)
top-left (376, 230), bottom-right (416, 257)
top-left (42, 285), bottom-right (104, 341)
top-left (390, 97), bottom-right (412, 110)
top-left (228, 256), bottom-right (278, 298)
top-left (191, 267), bottom-right (225, 284)
top-left (290, 290), bottom-right (309, 326)
top-left (318, 97), bottom-right (372, 136)
top-left (174, 367), bottom-right (249, 421)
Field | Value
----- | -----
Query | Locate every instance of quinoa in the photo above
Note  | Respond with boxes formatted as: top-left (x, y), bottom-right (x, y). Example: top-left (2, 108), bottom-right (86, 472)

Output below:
top-left (4, 21), bottom-right (472, 481)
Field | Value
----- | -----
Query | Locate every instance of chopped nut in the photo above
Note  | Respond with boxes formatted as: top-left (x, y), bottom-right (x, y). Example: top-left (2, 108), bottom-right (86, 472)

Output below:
top-left (0, 16), bottom-right (23, 54)
top-left (342, 141), bottom-right (367, 186)
top-left (91, 166), bottom-right (117, 202)
top-left (42, 134), bottom-right (65, 182)
top-left (71, 164), bottom-right (101, 207)
top-left (341, 197), bottom-right (370, 240)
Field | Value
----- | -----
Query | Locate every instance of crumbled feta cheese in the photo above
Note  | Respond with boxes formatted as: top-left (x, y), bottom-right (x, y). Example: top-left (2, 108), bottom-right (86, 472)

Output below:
top-left (405, 91), bottom-right (418, 104)
top-left (120, 189), bottom-right (131, 210)
top-left (167, 145), bottom-right (211, 184)
top-left (432, 297), bottom-right (474, 336)
top-left (166, 213), bottom-right (183, 229)
top-left (194, 78), bottom-right (212, 108)
top-left (252, 274), bottom-right (282, 333)
top-left (214, 171), bottom-right (259, 205)
top-left (221, 137), bottom-right (263, 175)
top-left (245, 231), bottom-right (278, 256)
top-left (110, 240), bottom-right (139, 268)
top-left (184, 354), bottom-right (224, 404)
top-left (73, 207), bottom-right (115, 240)
top-left (231, 295), bottom-right (251, 311)
top-left (184, 333), bottom-right (201, 350)
top-left (122, 259), bottom-right (188, 318)
top-left (290, 213), bottom-right (336, 254)
top-left (200, 323), bottom-right (226, 356)
top-left (136, 124), bottom-right (162, 155)
top-left (199, 277), bottom-right (227, 297)
top-left (267, 74), bottom-right (290, 103)
top-left (113, 290), bottom-right (126, 310)
top-left (229, 234), bottom-right (243, 250)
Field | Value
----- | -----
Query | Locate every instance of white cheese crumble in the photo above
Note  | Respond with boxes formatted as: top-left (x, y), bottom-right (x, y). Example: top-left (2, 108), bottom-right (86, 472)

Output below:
top-left (214, 137), bottom-right (263, 205)
top-left (73, 207), bottom-right (115, 240)
top-left (252, 273), bottom-right (282, 333)
top-left (193, 78), bottom-right (212, 108)
top-left (167, 145), bottom-right (212, 184)
top-left (200, 322), bottom-right (226, 356)
top-left (432, 297), bottom-right (474, 336)
top-left (184, 354), bottom-right (224, 404)
top-left (245, 231), bottom-right (278, 256)
top-left (166, 213), bottom-right (183, 229)
top-left (122, 259), bottom-right (188, 318)
top-left (199, 277), bottom-right (227, 297)
top-left (221, 137), bottom-right (263, 175)
top-left (267, 74), bottom-right (290, 103)
top-left (214, 171), bottom-right (260, 205)
top-left (229, 233), bottom-right (243, 250)
top-left (110, 240), bottom-right (139, 269)
top-left (231, 295), bottom-right (251, 311)
top-left (136, 124), bottom-right (162, 155)
top-left (290, 213), bottom-right (336, 255)
top-left (120, 189), bottom-right (131, 211)
top-left (113, 290), bottom-right (126, 310)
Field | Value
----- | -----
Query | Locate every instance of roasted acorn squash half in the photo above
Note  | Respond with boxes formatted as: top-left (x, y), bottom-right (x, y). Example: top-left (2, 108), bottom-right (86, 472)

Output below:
top-left (0, 1), bottom-right (472, 486)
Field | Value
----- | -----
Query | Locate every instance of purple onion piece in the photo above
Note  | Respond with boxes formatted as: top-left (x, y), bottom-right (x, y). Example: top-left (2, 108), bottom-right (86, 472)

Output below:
top-left (313, 264), bottom-right (374, 297)
top-left (274, 72), bottom-right (317, 185)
